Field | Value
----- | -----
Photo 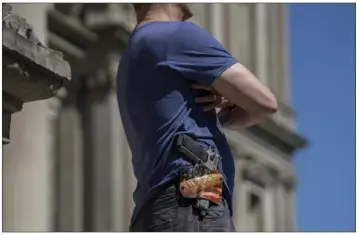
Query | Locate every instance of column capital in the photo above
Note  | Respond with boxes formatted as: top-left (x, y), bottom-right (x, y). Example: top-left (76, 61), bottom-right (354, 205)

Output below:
top-left (268, 167), bottom-right (297, 189)
top-left (239, 155), bottom-right (274, 187)
top-left (3, 3), bottom-right (71, 144)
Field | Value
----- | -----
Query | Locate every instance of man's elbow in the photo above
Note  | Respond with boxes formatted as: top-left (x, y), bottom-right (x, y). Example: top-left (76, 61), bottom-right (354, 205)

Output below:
top-left (263, 96), bottom-right (278, 114)
top-left (257, 93), bottom-right (278, 116)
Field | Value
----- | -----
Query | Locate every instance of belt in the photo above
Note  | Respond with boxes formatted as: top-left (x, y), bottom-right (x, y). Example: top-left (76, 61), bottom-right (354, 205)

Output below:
top-left (174, 134), bottom-right (222, 214)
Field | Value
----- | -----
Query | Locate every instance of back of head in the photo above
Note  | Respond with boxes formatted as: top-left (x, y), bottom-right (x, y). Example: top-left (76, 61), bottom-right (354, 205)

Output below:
top-left (132, 3), bottom-right (148, 12)
top-left (131, 3), bottom-right (193, 21)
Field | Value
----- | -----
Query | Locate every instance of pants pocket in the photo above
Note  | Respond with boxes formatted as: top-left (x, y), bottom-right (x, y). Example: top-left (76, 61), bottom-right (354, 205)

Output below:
top-left (199, 199), bottom-right (235, 232)
top-left (202, 200), bottom-right (226, 220)
top-left (141, 185), bottom-right (179, 231)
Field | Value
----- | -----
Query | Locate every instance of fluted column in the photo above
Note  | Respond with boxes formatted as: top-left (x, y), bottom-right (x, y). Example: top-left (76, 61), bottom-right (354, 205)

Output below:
top-left (3, 3), bottom-right (54, 232)
top-left (254, 3), bottom-right (269, 84)
top-left (109, 85), bottom-right (136, 232)
top-left (263, 182), bottom-right (276, 231)
top-left (210, 3), bottom-right (224, 44)
top-left (54, 96), bottom-right (84, 231)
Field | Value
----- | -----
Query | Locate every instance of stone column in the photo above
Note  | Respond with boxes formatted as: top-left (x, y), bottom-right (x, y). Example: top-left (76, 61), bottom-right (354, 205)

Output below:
top-left (274, 182), bottom-right (287, 231)
top-left (237, 180), bottom-right (250, 231)
top-left (283, 186), bottom-right (295, 231)
top-left (109, 56), bottom-right (136, 231)
top-left (109, 89), bottom-right (128, 232)
top-left (254, 3), bottom-right (269, 84)
top-left (54, 100), bottom-right (84, 231)
top-left (290, 189), bottom-right (297, 231)
top-left (189, 4), bottom-right (207, 28)
top-left (266, 3), bottom-right (289, 102)
top-left (81, 54), bottom-right (136, 232)
top-left (106, 54), bottom-right (136, 232)
top-left (263, 184), bottom-right (275, 231)
top-left (82, 82), bottom-right (113, 231)
top-left (209, 3), bottom-right (224, 44)
top-left (273, 174), bottom-right (296, 232)
top-left (108, 82), bottom-right (136, 232)
top-left (279, 3), bottom-right (290, 102)
top-left (232, 156), bottom-right (245, 231)
top-left (2, 3), bottom-right (55, 232)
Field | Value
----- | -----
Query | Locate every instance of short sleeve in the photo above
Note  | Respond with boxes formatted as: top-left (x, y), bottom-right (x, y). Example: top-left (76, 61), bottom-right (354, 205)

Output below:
top-left (165, 23), bottom-right (238, 86)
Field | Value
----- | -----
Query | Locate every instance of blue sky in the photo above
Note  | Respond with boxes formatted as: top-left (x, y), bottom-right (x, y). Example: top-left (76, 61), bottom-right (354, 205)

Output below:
top-left (289, 3), bottom-right (356, 232)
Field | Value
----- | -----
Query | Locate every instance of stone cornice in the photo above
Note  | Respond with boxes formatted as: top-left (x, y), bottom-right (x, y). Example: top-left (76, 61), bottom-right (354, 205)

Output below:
top-left (239, 154), bottom-right (296, 189)
top-left (48, 9), bottom-right (98, 49)
top-left (3, 28), bottom-right (71, 97)
top-left (2, 3), bottom-right (71, 144)
top-left (84, 3), bottom-right (136, 35)
top-left (48, 4), bottom-right (131, 94)
top-left (246, 118), bottom-right (308, 155)
top-left (240, 155), bottom-right (274, 187)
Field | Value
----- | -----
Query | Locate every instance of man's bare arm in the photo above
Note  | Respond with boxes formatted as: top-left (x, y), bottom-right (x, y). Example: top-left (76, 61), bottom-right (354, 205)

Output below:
top-left (211, 63), bottom-right (278, 127)
top-left (217, 104), bottom-right (265, 128)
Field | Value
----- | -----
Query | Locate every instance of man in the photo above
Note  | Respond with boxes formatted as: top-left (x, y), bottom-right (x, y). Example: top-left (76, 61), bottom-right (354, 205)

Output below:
top-left (116, 3), bottom-right (277, 232)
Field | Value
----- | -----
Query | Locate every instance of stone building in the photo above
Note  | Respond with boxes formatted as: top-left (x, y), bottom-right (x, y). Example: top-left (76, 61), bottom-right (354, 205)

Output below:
top-left (3, 3), bottom-right (306, 232)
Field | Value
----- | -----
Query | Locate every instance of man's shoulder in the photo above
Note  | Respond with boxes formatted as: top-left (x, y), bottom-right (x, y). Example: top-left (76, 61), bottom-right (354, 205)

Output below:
top-left (175, 22), bottom-right (210, 36)
top-left (179, 22), bottom-right (206, 30)
top-left (148, 21), bottom-right (204, 39)
top-left (170, 22), bottom-right (217, 46)
top-left (143, 21), bottom-right (208, 38)
top-left (130, 21), bottom-right (210, 46)
top-left (130, 21), bottom-right (180, 47)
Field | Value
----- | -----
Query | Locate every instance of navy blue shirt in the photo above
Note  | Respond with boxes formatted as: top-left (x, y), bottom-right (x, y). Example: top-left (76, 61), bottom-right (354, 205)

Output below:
top-left (116, 21), bottom-right (238, 224)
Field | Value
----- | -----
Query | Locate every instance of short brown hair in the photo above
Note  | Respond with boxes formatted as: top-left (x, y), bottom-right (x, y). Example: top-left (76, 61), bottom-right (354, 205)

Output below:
top-left (132, 3), bottom-right (148, 11)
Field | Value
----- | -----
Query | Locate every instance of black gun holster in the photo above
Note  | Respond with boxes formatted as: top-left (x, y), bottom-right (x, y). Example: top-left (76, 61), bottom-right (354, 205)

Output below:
top-left (174, 134), bottom-right (221, 214)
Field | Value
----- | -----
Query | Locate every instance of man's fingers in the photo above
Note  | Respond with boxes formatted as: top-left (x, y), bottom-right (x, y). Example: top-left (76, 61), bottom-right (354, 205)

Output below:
top-left (192, 84), bottom-right (226, 112)
top-left (214, 97), bottom-right (224, 106)
top-left (192, 84), bottom-right (213, 91)
top-left (195, 95), bottom-right (216, 103)
top-left (192, 84), bottom-right (222, 96)
top-left (203, 103), bottom-right (216, 112)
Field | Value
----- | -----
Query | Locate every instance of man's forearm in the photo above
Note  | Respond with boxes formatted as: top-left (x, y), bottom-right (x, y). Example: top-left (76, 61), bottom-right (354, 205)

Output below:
top-left (218, 105), bottom-right (269, 128)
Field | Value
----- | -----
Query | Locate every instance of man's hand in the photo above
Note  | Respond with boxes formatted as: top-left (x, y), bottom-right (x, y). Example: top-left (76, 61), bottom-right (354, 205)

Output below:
top-left (192, 84), bottom-right (233, 112)
top-left (192, 83), bottom-right (270, 128)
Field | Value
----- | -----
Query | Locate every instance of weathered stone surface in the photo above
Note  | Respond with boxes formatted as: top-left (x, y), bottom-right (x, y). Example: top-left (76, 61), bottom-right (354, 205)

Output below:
top-left (3, 3), bottom-right (71, 100)
top-left (3, 110), bottom-right (11, 144)
top-left (246, 118), bottom-right (307, 155)
top-left (2, 3), bottom-right (71, 144)
top-left (240, 155), bottom-right (274, 187)
top-left (3, 3), bottom-right (43, 47)
top-left (84, 3), bottom-right (136, 33)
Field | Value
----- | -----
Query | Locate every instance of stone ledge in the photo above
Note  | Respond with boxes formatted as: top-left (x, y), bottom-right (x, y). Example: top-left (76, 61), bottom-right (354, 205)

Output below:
top-left (3, 27), bottom-right (71, 93)
top-left (239, 154), bottom-right (297, 189)
top-left (48, 9), bottom-right (98, 50)
top-left (3, 3), bottom-right (71, 102)
top-left (84, 3), bottom-right (136, 34)
top-left (246, 118), bottom-right (308, 154)
top-left (2, 3), bottom-right (71, 144)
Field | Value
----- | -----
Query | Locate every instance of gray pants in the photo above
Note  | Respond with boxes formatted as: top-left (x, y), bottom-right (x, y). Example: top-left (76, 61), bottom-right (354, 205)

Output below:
top-left (130, 183), bottom-right (236, 232)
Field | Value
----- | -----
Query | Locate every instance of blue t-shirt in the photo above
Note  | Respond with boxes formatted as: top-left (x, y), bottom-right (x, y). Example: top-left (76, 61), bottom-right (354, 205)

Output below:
top-left (116, 21), bottom-right (238, 224)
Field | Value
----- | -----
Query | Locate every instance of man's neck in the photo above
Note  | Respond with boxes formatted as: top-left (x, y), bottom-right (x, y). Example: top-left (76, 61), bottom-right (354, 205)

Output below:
top-left (136, 4), bottom-right (184, 26)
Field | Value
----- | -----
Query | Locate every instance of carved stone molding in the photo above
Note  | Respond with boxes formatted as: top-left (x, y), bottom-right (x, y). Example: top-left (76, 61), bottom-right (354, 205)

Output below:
top-left (48, 4), bottom-right (129, 95)
top-left (246, 118), bottom-right (307, 155)
top-left (239, 155), bottom-right (274, 187)
top-left (265, 163), bottom-right (296, 189)
top-left (238, 154), bottom-right (296, 189)
top-left (276, 170), bottom-right (297, 189)
top-left (84, 3), bottom-right (136, 33)
top-left (2, 3), bottom-right (71, 144)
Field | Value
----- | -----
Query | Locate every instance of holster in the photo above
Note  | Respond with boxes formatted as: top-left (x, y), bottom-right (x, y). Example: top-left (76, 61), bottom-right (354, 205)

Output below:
top-left (179, 168), bottom-right (223, 205)
top-left (174, 134), bottom-right (223, 208)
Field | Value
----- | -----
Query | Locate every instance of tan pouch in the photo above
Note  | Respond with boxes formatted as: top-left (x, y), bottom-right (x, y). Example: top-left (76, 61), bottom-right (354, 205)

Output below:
top-left (179, 170), bottom-right (223, 204)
